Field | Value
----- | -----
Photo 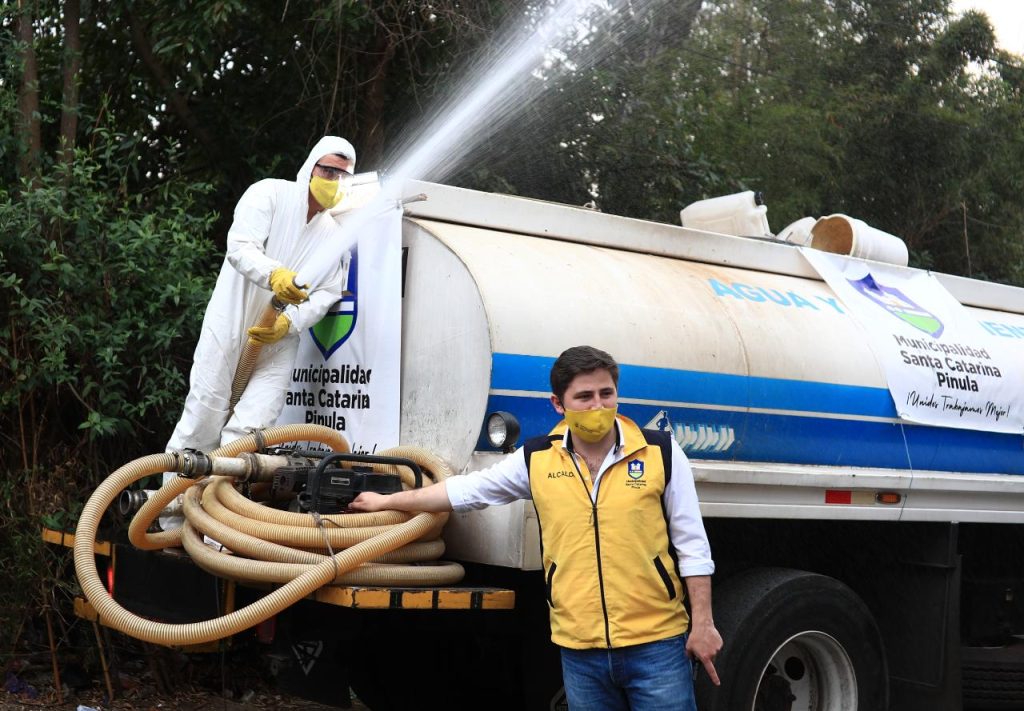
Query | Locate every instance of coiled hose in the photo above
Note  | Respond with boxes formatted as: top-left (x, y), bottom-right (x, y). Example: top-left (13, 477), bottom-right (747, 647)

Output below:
top-left (74, 423), bottom-right (463, 647)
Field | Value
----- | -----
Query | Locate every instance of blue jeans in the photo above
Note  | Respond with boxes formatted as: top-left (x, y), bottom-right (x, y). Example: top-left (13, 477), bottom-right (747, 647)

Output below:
top-left (560, 634), bottom-right (697, 711)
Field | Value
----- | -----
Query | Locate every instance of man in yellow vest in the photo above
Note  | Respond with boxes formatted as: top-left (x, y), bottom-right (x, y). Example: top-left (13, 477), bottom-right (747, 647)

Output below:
top-left (351, 345), bottom-right (722, 709)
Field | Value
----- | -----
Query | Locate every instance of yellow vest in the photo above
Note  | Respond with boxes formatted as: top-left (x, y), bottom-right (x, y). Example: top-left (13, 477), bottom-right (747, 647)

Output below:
top-left (526, 416), bottom-right (688, 649)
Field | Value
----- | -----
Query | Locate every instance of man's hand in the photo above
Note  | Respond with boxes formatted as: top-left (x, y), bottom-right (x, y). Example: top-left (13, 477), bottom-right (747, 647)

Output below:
top-left (686, 618), bottom-right (723, 686)
top-left (269, 267), bottom-right (308, 304)
top-left (349, 492), bottom-right (389, 512)
top-left (247, 313), bottom-right (291, 344)
top-left (684, 575), bottom-right (722, 686)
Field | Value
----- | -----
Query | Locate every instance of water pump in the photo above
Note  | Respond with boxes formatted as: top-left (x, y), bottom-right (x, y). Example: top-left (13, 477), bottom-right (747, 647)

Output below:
top-left (278, 452), bottom-right (422, 515)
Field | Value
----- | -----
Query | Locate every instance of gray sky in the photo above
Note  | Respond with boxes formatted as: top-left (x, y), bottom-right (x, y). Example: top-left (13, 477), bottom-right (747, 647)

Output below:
top-left (952, 0), bottom-right (1024, 56)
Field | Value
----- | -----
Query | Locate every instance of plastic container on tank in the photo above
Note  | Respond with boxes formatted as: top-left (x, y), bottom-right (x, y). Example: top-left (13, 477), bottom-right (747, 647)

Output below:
top-left (777, 216), bottom-right (817, 246)
top-left (680, 191), bottom-right (771, 237)
top-left (810, 214), bottom-right (909, 266)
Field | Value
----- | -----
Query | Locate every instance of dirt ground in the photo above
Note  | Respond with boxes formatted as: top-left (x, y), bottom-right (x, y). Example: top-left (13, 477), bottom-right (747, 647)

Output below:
top-left (1, 630), bottom-right (370, 711)
top-left (0, 690), bottom-right (367, 711)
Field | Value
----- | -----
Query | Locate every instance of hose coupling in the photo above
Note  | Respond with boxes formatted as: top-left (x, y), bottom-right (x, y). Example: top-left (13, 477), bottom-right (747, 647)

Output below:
top-left (173, 448), bottom-right (213, 479)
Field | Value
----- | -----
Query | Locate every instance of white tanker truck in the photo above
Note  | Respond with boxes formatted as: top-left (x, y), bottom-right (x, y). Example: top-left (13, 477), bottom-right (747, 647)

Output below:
top-left (72, 180), bottom-right (1024, 710)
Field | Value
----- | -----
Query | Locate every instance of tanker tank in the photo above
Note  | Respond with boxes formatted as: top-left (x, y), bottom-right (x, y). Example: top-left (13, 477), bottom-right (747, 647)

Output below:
top-left (396, 180), bottom-right (1024, 554)
top-left (398, 181), bottom-right (1024, 476)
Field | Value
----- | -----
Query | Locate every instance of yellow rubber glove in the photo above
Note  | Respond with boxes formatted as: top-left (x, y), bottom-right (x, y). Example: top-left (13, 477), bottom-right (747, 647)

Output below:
top-left (269, 267), bottom-right (308, 305)
top-left (247, 314), bottom-right (291, 344)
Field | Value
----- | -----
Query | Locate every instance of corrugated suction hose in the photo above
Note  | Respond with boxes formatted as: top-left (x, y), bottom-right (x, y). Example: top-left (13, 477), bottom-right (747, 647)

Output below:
top-left (73, 423), bottom-right (463, 646)
top-left (228, 299), bottom-right (284, 412)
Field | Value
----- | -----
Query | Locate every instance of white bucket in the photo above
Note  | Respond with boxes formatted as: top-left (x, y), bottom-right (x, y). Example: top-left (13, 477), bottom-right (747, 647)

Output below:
top-left (776, 216), bottom-right (817, 246)
top-left (810, 214), bottom-right (909, 266)
top-left (680, 191), bottom-right (771, 237)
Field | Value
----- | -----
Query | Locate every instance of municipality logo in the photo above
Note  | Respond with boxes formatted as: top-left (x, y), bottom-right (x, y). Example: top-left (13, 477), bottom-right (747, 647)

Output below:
top-left (848, 273), bottom-right (944, 338)
top-left (310, 250), bottom-right (358, 359)
top-left (627, 459), bottom-right (644, 479)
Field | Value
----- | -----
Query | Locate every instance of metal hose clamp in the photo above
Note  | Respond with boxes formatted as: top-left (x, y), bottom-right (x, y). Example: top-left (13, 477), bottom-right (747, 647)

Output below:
top-left (249, 427), bottom-right (268, 452)
top-left (174, 448), bottom-right (212, 479)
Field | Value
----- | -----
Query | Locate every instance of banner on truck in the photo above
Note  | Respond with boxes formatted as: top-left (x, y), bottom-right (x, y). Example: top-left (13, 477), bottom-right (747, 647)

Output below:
top-left (278, 205), bottom-right (402, 452)
top-left (800, 248), bottom-right (1024, 434)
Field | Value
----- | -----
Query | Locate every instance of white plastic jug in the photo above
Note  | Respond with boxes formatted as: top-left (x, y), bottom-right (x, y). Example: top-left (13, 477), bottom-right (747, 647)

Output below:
top-left (680, 191), bottom-right (771, 237)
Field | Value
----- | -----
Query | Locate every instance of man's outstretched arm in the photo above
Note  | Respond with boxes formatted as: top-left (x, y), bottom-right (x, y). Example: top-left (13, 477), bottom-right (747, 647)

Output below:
top-left (349, 481), bottom-right (453, 513)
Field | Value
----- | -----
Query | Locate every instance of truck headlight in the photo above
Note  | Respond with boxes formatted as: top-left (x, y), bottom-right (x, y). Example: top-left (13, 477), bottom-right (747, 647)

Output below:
top-left (486, 411), bottom-right (520, 453)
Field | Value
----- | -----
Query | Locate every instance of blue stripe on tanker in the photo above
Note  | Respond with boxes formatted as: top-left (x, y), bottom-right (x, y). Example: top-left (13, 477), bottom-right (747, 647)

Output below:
top-left (482, 353), bottom-right (1023, 475)
top-left (492, 354), bottom-right (895, 417)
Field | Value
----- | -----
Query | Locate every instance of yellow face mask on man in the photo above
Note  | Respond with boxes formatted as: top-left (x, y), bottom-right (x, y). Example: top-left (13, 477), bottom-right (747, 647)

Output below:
top-left (309, 176), bottom-right (346, 209)
top-left (564, 406), bottom-right (617, 443)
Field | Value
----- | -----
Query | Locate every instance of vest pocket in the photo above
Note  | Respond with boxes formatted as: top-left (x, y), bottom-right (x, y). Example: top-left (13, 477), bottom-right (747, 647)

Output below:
top-left (545, 561), bottom-right (557, 608)
top-left (653, 556), bottom-right (677, 600)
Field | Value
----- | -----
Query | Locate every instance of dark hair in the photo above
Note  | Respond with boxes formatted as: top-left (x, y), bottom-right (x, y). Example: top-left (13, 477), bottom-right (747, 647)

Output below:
top-left (550, 346), bottom-right (619, 401)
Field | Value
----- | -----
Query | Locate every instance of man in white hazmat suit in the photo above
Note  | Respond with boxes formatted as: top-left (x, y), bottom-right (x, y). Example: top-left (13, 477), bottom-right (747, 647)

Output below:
top-left (164, 136), bottom-right (358, 482)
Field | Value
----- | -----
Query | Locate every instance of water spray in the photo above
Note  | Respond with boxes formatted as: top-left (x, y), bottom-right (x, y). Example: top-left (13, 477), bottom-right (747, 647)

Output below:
top-left (386, 0), bottom-right (614, 187)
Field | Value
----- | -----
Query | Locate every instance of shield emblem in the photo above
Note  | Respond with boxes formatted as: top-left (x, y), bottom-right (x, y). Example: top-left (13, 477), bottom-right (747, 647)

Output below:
top-left (848, 273), bottom-right (944, 338)
top-left (628, 459), bottom-right (644, 479)
top-left (310, 250), bottom-right (358, 359)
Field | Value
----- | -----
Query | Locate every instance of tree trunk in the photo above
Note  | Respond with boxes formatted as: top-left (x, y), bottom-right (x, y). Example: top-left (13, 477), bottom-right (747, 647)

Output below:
top-left (127, 9), bottom-right (221, 168)
top-left (359, 32), bottom-right (396, 168)
top-left (16, 0), bottom-right (41, 181)
top-left (59, 0), bottom-right (82, 176)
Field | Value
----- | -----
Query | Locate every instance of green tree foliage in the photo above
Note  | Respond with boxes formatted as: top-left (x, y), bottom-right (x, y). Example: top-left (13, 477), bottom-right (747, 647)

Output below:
top-left (0, 128), bottom-right (217, 652)
top-left (0, 138), bottom-right (217, 464)
top-left (70, 0), bottom-right (508, 208)
top-left (447, 0), bottom-right (723, 221)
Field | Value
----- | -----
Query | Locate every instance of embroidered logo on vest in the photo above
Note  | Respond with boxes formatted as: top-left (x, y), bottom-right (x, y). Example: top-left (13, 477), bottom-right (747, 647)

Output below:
top-left (626, 459), bottom-right (647, 489)
top-left (628, 459), bottom-right (644, 479)
top-left (548, 470), bottom-right (575, 479)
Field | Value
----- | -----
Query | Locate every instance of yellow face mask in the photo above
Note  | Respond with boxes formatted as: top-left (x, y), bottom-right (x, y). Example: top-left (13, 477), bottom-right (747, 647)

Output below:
top-left (309, 175), bottom-right (346, 209)
top-left (564, 406), bottom-right (617, 443)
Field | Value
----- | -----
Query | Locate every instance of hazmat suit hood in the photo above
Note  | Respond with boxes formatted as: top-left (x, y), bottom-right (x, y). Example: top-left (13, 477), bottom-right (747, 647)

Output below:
top-left (296, 136), bottom-right (357, 200)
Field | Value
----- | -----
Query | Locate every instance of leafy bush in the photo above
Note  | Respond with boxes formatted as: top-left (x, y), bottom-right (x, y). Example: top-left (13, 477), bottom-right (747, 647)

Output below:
top-left (1, 135), bottom-right (217, 460)
top-left (0, 129), bottom-right (218, 660)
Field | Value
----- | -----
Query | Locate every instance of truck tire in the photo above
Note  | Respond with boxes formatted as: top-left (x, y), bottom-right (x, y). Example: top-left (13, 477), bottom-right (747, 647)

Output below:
top-left (962, 641), bottom-right (1024, 709)
top-left (695, 567), bottom-right (887, 711)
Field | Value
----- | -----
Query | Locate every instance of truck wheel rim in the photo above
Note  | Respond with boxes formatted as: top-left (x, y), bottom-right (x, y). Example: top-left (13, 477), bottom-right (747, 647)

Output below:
top-left (753, 631), bottom-right (858, 711)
